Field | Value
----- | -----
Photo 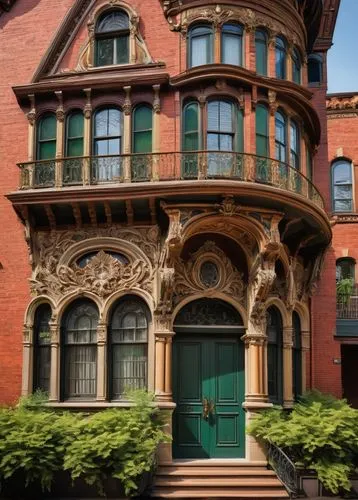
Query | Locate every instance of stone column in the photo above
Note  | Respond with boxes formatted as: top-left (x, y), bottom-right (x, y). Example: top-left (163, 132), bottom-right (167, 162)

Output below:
top-left (55, 91), bottom-right (64, 188)
top-left (155, 334), bottom-right (166, 399)
top-left (123, 86), bottom-right (132, 182)
top-left (22, 325), bottom-right (33, 396)
top-left (301, 330), bottom-right (311, 392)
top-left (164, 334), bottom-right (174, 399)
top-left (49, 322), bottom-right (60, 402)
top-left (152, 85), bottom-right (161, 181)
top-left (283, 325), bottom-right (294, 408)
top-left (97, 322), bottom-right (107, 401)
top-left (154, 312), bottom-right (175, 403)
top-left (243, 332), bottom-right (269, 405)
top-left (83, 88), bottom-right (92, 185)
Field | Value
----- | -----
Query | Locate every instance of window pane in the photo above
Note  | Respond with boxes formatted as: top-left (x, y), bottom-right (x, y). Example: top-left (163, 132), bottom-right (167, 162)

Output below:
top-left (275, 39), bottom-right (286, 79)
top-left (108, 138), bottom-right (121, 155)
top-left (94, 139), bottom-right (108, 155)
top-left (257, 135), bottom-right (268, 157)
top-left (308, 56), bottom-right (322, 83)
top-left (96, 11), bottom-right (129, 33)
top-left (292, 49), bottom-right (301, 84)
top-left (112, 344), bottom-right (147, 398)
top-left (134, 106), bottom-right (152, 132)
top-left (39, 141), bottom-right (56, 160)
top-left (222, 33), bottom-right (242, 65)
top-left (184, 103), bottom-right (198, 133)
top-left (184, 132), bottom-right (198, 151)
top-left (306, 146), bottom-right (312, 180)
top-left (335, 199), bottom-right (352, 212)
top-left (133, 130), bottom-right (152, 153)
top-left (334, 185), bottom-right (352, 200)
top-left (108, 109), bottom-right (121, 136)
top-left (38, 115), bottom-right (56, 141)
top-left (334, 162), bottom-right (352, 184)
top-left (255, 31), bottom-right (267, 76)
top-left (66, 345), bottom-right (97, 398)
top-left (116, 35), bottom-right (129, 64)
top-left (256, 106), bottom-right (268, 136)
top-left (219, 101), bottom-right (233, 132)
top-left (68, 113), bottom-right (84, 138)
top-left (94, 109), bottom-right (109, 137)
top-left (207, 133), bottom-right (219, 150)
top-left (219, 134), bottom-right (233, 151)
top-left (96, 38), bottom-right (114, 66)
top-left (290, 123), bottom-right (298, 153)
top-left (208, 101), bottom-right (219, 131)
top-left (67, 138), bottom-right (84, 157)
top-left (191, 35), bottom-right (210, 67)
top-left (237, 109), bottom-right (244, 152)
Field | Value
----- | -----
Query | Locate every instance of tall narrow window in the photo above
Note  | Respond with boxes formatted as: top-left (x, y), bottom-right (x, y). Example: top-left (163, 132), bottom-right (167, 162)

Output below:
top-left (183, 102), bottom-right (199, 151)
top-left (332, 159), bottom-right (353, 212)
top-left (255, 30), bottom-right (267, 76)
top-left (306, 143), bottom-right (313, 181)
top-left (221, 23), bottom-right (243, 66)
top-left (207, 100), bottom-right (234, 152)
top-left (267, 306), bottom-right (283, 405)
top-left (275, 37), bottom-right (286, 79)
top-left (290, 120), bottom-right (300, 169)
top-left (292, 312), bottom-right (302, 400)
top-left (62, 300), bottom-right (98, 400)
top-left (33, 304), bottom-right (51, 394)
top-left (95, 10), bottom-right (129, 66)
top-left (336, 257), bottom-right (355, 282)
top-left (66, 112), bottom-right (84, 157)
top-left (292, 48), bottom-right (301, 84)
top-left (37, 113), bottom-right (57, 160)
top-left (93, 108), bottom-right (122, 181)
top-left (133, 105), bottom-right (152, 153)
top-left (256, 105), bottom-right (269, 157)
top-left (109, 298), bottom-right (148, 399)
top-left (275, 111), bottom-right (287, 163)
top-left (188, 25), bottom-right (213, 68)
top-left (307, 54), bottom-right (323, 84)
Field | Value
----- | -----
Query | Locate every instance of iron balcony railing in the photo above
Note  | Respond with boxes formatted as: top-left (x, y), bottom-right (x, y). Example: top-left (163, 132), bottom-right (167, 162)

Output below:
top-left (337, 284), bottom-right (358, 319)
top-left (17, 151), bottom-right (324, 208)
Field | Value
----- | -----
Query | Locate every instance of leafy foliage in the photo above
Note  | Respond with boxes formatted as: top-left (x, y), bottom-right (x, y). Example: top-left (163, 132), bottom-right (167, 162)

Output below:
top-left (248, 391), bottom-right (358, 494)
top-left (337, 277), bottom-right (354, 303)
top-left (0, 390), bottom-right (169, 496)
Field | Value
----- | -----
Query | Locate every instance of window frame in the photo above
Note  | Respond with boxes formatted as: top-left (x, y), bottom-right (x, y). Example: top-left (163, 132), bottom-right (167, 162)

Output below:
top-left (182, 101), bottom-right (201, 152)
top-left (255, 29), bottom-right (268, 76)
top-left (267, 306), bottom-right (284, 405)
top-left (33, 304), bottom-right (52, 394)
top-left (275, 36), bottom-right (287, 79)
top-left (132, 104), bottom-right (153, 154)
top-left (36, 112), bottom-right (57, 161)
top-left (221, 22), bottom-right (244, 67)
top-left (331, 159), bottom-right (354, 213)
top-left (187, 24), bottom-right (214, 69)
top-left (275, 110), bottom-right (287, 163)
top-left (290, 119), bottom-right (300, 170)
top-left (256, 104), bottom-right (269, 157)
top-left (92, 107), bottom-right (123, 156)
top-left (307, 53), bottom-right (323, 85)
top-left (65, 110), bottom-right (84, 158)
top-left (336, 257), bottom-right (355, 282)
top-left (94, 9), bottom-right (130, 67)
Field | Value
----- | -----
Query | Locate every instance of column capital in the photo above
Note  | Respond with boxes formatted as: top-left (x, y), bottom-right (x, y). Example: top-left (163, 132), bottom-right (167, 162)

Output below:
top-left (97, 322), bottom-right (107, 344)
top-left (49, 322), bottom-right (60, 345)
top-left (23, 324), bottom-right (32, 345)
top-left (283, 326), bottom-right (293, 348)
top-left (241, 333), bottom-right (267, 347)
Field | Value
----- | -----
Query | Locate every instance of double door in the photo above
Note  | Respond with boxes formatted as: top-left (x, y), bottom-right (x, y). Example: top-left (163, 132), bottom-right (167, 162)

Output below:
top-left (173, 334), bottom-right (245, 458)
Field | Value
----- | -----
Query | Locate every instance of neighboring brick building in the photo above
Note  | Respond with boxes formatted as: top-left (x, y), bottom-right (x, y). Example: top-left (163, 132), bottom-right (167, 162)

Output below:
top-left (0, 0), bottom-right (344, 497)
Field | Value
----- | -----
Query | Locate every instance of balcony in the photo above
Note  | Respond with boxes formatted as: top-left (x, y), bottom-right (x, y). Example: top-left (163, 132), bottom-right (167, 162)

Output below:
top-left (336, 285), bottom-right (358, 337)
top-left (17, 151), bottom-right (324, 208)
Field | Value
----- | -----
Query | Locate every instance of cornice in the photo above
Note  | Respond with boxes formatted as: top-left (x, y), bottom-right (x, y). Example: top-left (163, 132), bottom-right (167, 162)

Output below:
top-left (326, 93), bottom-right (358, 115)
top-left (313, 0), bottom-right (341, 52)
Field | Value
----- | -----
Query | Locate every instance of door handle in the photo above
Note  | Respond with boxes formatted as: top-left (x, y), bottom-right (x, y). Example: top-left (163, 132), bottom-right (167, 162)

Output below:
top-left (202, 397), bottom-right (215, 420)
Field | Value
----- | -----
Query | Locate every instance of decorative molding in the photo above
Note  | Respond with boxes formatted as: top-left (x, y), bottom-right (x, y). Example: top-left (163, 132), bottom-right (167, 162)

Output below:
top-left (83, 88), bottom-right (92, 118)
top-left (327, 95), bottom-right (358, 112)
top-left (123, 86), bottom-right (132, 116)
top-left (153, 84), bottom-right (161, 114)
top-left (331, 214), bottom-right (358, 224)
top-left (55, 91), bottom-right (64, 122)
top-left (26, 94), bottom-right (36, 126)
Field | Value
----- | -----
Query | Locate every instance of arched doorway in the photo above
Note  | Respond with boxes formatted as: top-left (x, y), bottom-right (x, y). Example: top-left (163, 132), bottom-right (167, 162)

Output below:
top-left (172, 298), bottom-right (245, 459)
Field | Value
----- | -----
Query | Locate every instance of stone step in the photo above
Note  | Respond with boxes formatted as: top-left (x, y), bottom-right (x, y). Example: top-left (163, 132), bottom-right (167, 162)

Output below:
top-left (155, 477), bottom-right (283, 487)
top-left (156, 466), bottom-right (277, 477)
top-left (151, 486), bottom-right (290, 498)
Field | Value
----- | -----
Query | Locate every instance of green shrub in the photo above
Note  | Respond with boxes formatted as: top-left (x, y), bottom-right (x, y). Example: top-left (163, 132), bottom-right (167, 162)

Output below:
top-left (248, 391), bottom-right (358, 494)
top-left (0, 390), bottom-right (169, 496)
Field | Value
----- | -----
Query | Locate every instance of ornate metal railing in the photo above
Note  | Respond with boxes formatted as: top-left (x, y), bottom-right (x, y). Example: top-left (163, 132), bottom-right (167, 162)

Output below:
top-left (337, 284), bottom-right (358, 319)
top-left (17, 151), bottom-right (324, 208)
top-left (268, 443), bottom-right (300, 498)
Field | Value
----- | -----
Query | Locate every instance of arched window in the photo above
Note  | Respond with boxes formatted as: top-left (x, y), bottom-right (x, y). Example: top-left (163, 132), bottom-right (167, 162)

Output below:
top-left (290, 120), bottom-right (300, 169)
top-left (62, 299), bottom-right (98, 400)
top-left (182, 102), bottom-right (199, 151)
top-left (255, 29), bottom-right (267, 76)
top-left (275, 111), bottom-right (287, 163)
top-left (292, 48), bottom-right (301, 84)
top-left (275, 36), bottom-right (286, 79)
top-left (93, 108), bottom-right (122, 181)
top-left (336, 257), bottom-right (355, 282)
top-left (95, 10), bottom-right (129, 66)
top-left (132, 105), bottom-right (152, 153)
top-left (221, 23), bottom-right (243, 66)
top-left (37, 113), bottom-right (56, 160)
top-left (33, 304), bottom-right (51, 393)
top-left (267, 306), bottom-right (283, 404)
top-left (256, 104), bottom-right (269, 157)
top-left (307, 54), bottom-right (323, 84)
top-left (188, 25), bottom-right (213, 68)
top-left (66, 111), bottom-right (84, 157)
top-left (109, 298), bottom-right (149, 399)
top-left (332, 159), bottom-right (353, 212)
top-left (292, 312), bottom-right (302, 400)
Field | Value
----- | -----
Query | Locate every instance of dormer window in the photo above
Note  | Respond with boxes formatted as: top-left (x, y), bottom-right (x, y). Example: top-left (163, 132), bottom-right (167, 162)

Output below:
top-left (95, 10), bottom-right (130, 66)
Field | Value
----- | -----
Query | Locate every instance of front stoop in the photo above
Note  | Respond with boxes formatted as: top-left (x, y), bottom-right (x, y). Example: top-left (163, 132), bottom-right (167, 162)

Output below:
top-left (150, 462), bottom-right (289, 498)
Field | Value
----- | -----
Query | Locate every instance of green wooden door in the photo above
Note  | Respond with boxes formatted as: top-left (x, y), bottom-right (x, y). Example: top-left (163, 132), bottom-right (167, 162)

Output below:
top-left (173, 335), bottom-right (245, 459)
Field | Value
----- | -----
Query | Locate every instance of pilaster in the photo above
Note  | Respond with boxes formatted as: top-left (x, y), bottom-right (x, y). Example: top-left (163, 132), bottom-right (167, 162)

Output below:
top-left (49, 322), bottom-right (60, 402)
top-left (96, 322), bottom-right (107, 401)
top-left (301, 329), bottom-right (311, 392)
top-left (83, 88), bottom-right (92, 185)
top-left (55, 91), bottom-right (64, 188)
top-left (123, 86), bottom-right (132, 182)
top-left (22, 325), bottom-right (33, 396)
top-left (283, 325), bottom-right (294, 408)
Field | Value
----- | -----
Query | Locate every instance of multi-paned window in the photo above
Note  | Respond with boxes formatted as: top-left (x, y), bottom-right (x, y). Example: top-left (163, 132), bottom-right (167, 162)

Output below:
top-left (37, 113), bottom-right (57, 160)
top-left (275, 36), bottom-right (287, 79)
top-left (221, 23), bottom-right (243, 66)
top-left (66, 111), bottom-right (84, 157)
top-left (132, 105), bottom-right (153, 153)
top-left (93, 108), bottom-right (122, 181)
top-left (62, 299), bottom-right (98, 400)
top-left (33, 303), bottom-right (52, 393)
top-left (332, 159), bottom-right (353, 212)
top-left (95, 10), bottom-right (129, 66)
top-left (275, 111), bottom-right (287, 163)
top-left (255, 29), bottom-right (268, 76)
top-left (290, 120), bottom-right (300, 169)
top-left (109, 298), bottom-right (148, 399)
top-left (188, 25), bottom-right (213, 68)
top-left (267, 306), bottom-right (283, 405)
top-left (292, 311), bottom-right (302, 401)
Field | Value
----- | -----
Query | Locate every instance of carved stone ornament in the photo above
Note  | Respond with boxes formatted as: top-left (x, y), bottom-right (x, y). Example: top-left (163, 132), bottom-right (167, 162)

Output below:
top-left (174, 241), bottom-right (245, 305)
top-left (30, 226), bottom-right (159, 301)
top-left (215, 195), bottom-right (240, 216)
top-left (175, 298), bottom-right (242, 326)
top-left (23, 325), bottom-right (32, 343)
top-left (327, 94), bottom-right (358, 111)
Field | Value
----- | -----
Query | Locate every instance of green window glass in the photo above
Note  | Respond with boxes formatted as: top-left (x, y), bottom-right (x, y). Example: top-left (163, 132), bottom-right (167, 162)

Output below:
top-left (133, 105), bottom-right (152, 153)
top-left (33, 304), bottom-right (51, 394)
top-left (292, 312), bottom-right (302, 401)
top-left (290, 120), bottom-right (300, 169)
top-left (66, 112), bottom-right (84, 157)
top-left (275, 36), bottom-right (286, 79)
top-left (292, 48), bottom-right (301, 84)
top-left (37, 113), bottom-right (56, 160)
top-left (221, 23), bottom-right (243, 66)
top-left (256, 105), bottom-right (269, 157)
top-left (188, 25), bottom-right (213, 68)
top-left (267, 306), bottom-right (283, 405)
top-left (255, 30), bottom-right (267, 76)
top-left (183, 102), bottom-right (199, 151)
top-left (95, 10), bottom-right (129, 66)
